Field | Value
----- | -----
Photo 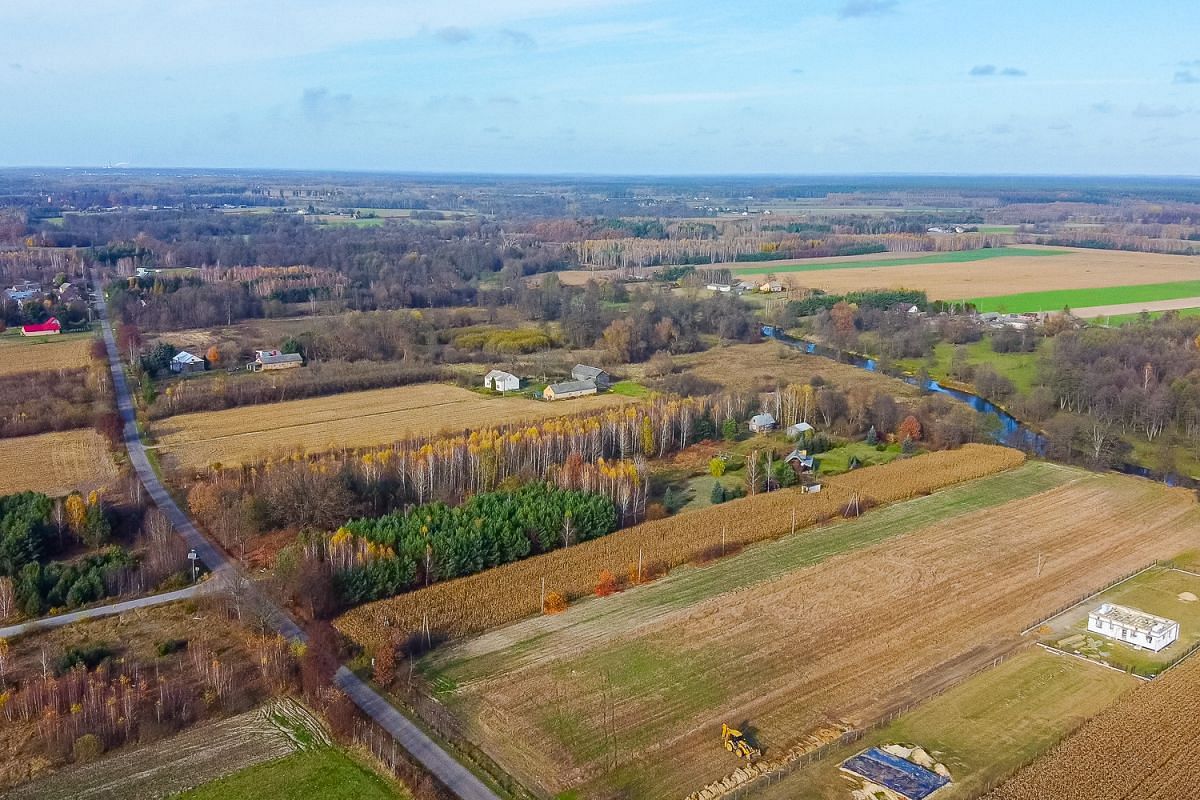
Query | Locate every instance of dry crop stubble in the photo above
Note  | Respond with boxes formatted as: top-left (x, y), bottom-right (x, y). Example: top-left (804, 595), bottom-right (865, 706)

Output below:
top-left (149, 382), bottom-right (633, 471)
top-left (0, 429), bottom-right (118, 495)
top-left (986, 653), bottom-right (1200, 800)
top-left (436, 469), bottom-right (1198, 799)
top-left (336, 445), bottom-right (1024, 651)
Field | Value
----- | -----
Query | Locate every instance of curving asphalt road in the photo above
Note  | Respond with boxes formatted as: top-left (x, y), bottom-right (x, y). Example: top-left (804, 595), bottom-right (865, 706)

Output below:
top-left (91, 280), bottom-right (500, 800)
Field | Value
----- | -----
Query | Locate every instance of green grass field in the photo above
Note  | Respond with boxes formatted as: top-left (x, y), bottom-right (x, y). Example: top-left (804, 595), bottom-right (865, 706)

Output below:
top-left (608, 380), bottom-right (650, 397)
top-left (816, 441), bottom-right (902, 475)
top-left (894, 337), bottom-right (1044, 394)
top-left (731, 247), bottom-right (1064, 275)
top-left (1037, 566), bottom-right (1200, 677)
top-left (973, 280), bottom-right (1200, 314)
top-left (427, 461), bottom-right (1078, 689)
top-left (172, 748), bottom-right (407, 800)
top-left (753, 648), bottom-right (1137, 800)
top-left (1097, 306), bottom-right (1200, 326)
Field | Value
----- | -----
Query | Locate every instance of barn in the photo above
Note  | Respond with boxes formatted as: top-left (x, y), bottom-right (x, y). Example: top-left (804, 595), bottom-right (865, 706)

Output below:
top-left (484, 369), bottom-right (521, 392)
top-left (20, 317), bottom-right (61, 336)
top-left (248, 349), bottom-right (303, 372)
top-left (749, 412), bottom-right (776, 433)
top-left (786, 422), bottom-right (814, 438)
top-left (571, 364), bottom-right (610, 390)
top-left (170, 351), bottom-right (206, 375)
top-left (1087, 603), bottom-right (1179, 652)
top-left (544, 380), bottom-right (597, 401)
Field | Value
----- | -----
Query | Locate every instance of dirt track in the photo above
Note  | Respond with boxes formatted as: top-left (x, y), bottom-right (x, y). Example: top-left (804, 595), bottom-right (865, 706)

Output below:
top-left (445, 472), bottom-right (1200, 799)
top-left (1072, 296), bottom-right (1200, 318)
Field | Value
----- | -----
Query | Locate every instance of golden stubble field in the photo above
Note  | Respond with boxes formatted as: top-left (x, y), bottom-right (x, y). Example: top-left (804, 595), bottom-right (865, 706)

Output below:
top-left (727, 246), bottom-right (1200, 299)
top-left (0, 429), bottom-right (118, 495)
top-left (680, 341), bottom-right (920, 397)
top-left (149, 382), bottom-right (634, 471)
top-left (987, 651), bottom-right (1200, 800)
top-left (0, 333), bottom-right (93, 377)
top-left (438, 471), bottom-right (1200, 799)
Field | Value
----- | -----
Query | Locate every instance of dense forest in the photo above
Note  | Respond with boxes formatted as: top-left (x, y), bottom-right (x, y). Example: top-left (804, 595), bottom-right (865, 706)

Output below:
top-left (307, 484), bottom-right (616, 605)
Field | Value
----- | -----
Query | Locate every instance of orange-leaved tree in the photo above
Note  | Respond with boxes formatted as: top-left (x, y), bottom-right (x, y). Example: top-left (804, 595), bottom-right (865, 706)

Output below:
top-left (595, 569), bottom-right (617, 597)
top-left (543, 591), bottom-right (568, 614)
top-left (898, 415), bottom-right (922, 442)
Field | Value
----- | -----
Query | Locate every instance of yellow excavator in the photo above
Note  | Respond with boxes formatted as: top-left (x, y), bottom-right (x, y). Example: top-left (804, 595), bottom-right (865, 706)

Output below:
top-left (721, 723), bottom-right (761, 761)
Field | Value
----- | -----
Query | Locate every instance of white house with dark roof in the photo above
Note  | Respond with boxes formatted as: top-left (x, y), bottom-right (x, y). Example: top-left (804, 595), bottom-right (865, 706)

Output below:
top-left (248, 349), bottom-right (303, 372)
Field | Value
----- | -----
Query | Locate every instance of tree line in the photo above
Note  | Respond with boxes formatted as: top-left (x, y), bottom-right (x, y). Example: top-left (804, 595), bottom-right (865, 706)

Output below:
top-left (303, 483), bottom-right (616, 605)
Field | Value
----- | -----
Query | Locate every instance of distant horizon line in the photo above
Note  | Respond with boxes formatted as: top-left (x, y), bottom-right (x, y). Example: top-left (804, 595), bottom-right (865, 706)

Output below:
top-left (1, 165), bottom-right (1200, 182)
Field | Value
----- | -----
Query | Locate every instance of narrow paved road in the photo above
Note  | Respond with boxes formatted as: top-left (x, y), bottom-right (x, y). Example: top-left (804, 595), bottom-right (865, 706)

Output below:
top-left (0, 584), bottom-right (203, 639)
top-left (91, 280), bottom-right (499, 800)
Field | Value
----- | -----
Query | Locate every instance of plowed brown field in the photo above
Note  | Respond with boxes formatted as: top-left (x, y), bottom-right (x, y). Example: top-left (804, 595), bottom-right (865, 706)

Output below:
top-left (758, 246), bottom-right (1200, 299)
top-left (436, 470), bottom-right (1199, 799)
top-left (986, 650), bottom-right (1200, 800)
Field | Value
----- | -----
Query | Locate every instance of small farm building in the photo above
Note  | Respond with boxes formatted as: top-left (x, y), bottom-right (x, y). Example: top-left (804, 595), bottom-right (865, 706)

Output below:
top-left (749, 412), bottom-right (777, 433)
top-left (248, 349), bottom-right (303, 372)
top-left (571, 364), bottom-right (610, 389)
top-left (735, 280), bottom-right (757, 292)
top-left (544, 380), bottom-right (597, 401)
top-left (786, 422), bottom-right (814, 438)
top-left (760, 281), bottom-right (784, 293)
top-left (170, 350), bottom-right (206, 375)
top-left (1087, 603), bottom-right (1179, 652)
top-left (484, 369), bottom-right (520, 392)
top-left (20, 317), bottom-right (61, 336)
top-left (784, 449), bottom-right (815, 472)
top-left (6, 282), bottom-right (40, 302)
top-left (706, 283), bottom-right (732, 293)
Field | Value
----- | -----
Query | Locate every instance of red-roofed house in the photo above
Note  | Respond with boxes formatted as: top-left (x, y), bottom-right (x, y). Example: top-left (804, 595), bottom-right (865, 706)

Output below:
top-left (20, 317), bottom-right (61, 336)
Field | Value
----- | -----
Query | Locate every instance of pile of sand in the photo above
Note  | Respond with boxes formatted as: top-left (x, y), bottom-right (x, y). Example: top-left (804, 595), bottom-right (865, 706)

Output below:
top-left (1178, 591), bottom-right (1197, 602)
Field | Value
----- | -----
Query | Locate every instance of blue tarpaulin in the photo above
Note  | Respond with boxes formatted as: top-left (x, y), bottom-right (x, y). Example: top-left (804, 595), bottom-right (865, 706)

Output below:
top-left (840, 747), bottom-right (950, 800)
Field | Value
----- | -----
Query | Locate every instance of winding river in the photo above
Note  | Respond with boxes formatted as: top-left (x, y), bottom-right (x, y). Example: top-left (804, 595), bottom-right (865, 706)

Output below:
top-left (766, 329), bottom-right (1186, 487)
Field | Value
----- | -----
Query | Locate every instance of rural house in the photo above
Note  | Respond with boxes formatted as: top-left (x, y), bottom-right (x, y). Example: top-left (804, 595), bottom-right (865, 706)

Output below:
top-left (749, 412), bottom-right (776, 432)
top-left (786, 422), bottom-right (814, 438)
top-left (248, 349), bottom-right (303, 372)
top-left (1087, 603), bottom-right (1179, 652)
top-left (484, 369), bottom-right (520, 392)
top-left (5, 281), bottom-right (40, 302)
top-left (759, 281), bottom-right (785, 293)
top-left (170, 350), bottom-right (206, 375)
top-left (571, 364), bottom-right (610, 389)
top-left (543, 379), bottom-right (598, 401)
top-left (20, 317), bottom-right (61, 336)
top-left (784, 448), bottom-right (815, 472)
top-left (706, 282), bottom-right (732, 293)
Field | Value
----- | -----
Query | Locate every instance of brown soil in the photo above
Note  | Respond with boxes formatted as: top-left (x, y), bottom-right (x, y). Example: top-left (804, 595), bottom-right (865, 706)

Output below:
top-left (739, 246), bottom-right (1200, 299)
top-left (446, 474), bottom-right (1199, 799)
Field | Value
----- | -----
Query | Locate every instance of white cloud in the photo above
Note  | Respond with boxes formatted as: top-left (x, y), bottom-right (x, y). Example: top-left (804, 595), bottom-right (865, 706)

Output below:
top-left (0, 0), bottom-right (642, 72)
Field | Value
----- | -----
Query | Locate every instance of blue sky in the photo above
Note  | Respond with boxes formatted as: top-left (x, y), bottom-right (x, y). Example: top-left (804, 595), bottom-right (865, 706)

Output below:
top-left (1, 0), bottom-right (1197, 174)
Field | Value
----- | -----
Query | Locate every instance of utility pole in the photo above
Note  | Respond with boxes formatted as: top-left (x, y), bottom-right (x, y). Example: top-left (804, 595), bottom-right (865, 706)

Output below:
top-left (791, 507), bottom-right (796, 536)
top-left (1037, 553), bottom-right (1045, 578)
top-left (637, 547), bottom-right (643, 584)
top-left (540, 576), bottom-right (546, 613)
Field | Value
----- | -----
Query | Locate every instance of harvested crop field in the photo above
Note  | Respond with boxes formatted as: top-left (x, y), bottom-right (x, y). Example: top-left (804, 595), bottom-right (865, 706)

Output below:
top-left (679, 341), bottom-right (919, 398)
top-left (986, 650), bottom-right (1200, 800)
top-left (428, 467), bottom-right (1199, 799)
top-left (148, 383), bottom-right (634, 472)
top-left (754, 648), bottom-right (1138, 800)
top-left (0, 332), bottom-right (93, 377)
top-left (0, 429), bottom-right (117, 495)
top-left (1, 699), bottom-right (326, 800)
top-left (738, 246), bottom-right (1200, 300)
top-left (338, 445), bottom-right (1026, 650)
